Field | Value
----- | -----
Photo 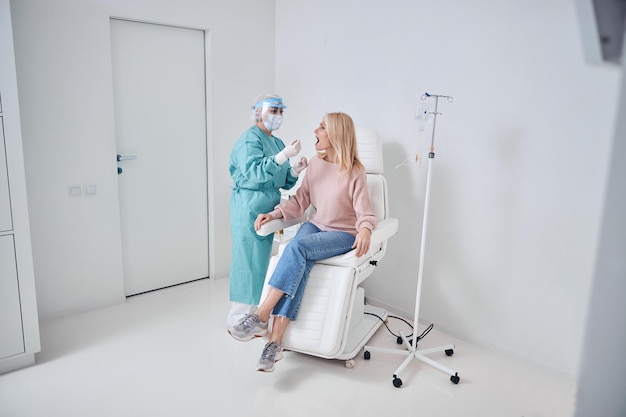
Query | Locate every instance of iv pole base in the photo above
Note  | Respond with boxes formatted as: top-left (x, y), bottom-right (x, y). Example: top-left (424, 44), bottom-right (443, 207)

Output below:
top-left (364, 330), bottom-right (460, 388)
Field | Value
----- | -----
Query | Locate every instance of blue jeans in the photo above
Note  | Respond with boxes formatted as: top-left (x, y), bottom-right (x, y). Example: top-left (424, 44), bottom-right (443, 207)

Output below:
top-left (269, 222), bottom-right (356, 321)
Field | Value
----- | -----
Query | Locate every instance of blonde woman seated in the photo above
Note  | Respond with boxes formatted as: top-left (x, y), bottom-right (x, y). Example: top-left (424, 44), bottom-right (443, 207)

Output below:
top-left (228, 112), bottom-right (377, 372)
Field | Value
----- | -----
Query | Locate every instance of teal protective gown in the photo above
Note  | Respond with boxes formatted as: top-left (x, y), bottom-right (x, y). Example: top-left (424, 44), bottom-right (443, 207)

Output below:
top-left (229, 125), bottom-right (298, 305)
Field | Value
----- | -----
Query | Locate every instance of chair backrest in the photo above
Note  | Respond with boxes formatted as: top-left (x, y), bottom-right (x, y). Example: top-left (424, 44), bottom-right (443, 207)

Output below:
top-left (356, 127), bottom-right (383, 175)
top-left (356, 127), bottom-right (388, 222)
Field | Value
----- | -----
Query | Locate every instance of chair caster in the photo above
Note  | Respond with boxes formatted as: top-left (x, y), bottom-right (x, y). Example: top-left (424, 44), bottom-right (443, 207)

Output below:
top-left (397, 336), bottom-right (415, 346)
top-left (392, 377), bottom-right (402, 388)
top-left (450, 373), bottom-right (460, 384)
top-left (363, 350), bottom-right (371, 360)
top-left (445, 349), bottom-right (454, 356)
top-left (345, 359), bottom-right (355, 369)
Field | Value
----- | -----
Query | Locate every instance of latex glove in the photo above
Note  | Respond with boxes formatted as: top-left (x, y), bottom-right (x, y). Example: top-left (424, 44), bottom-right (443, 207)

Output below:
top-left (275, 139), bottom-right (302, 165)
top-left (290, 156), bottom-right (308, 177)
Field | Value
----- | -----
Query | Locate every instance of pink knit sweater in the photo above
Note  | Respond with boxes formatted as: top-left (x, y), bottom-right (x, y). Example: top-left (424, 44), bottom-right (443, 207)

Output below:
top-left (270, 156), bottom-right (377, 235)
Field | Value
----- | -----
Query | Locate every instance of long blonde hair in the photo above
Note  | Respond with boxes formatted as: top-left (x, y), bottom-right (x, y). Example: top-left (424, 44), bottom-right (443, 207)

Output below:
top-left (321, 112), bottom-right (364, 175)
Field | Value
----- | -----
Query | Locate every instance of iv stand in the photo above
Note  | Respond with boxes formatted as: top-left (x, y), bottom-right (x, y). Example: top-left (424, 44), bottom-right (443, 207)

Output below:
top-left (363, 92), bottom-right (459, 388)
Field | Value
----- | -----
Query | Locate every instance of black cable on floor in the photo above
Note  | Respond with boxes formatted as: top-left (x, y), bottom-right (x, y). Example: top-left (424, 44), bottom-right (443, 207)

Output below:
top-left (365, 311), bottom-right (434, 344)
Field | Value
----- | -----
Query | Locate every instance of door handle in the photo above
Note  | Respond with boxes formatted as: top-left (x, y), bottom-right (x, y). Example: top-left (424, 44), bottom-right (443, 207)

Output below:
top-left (117, 154), bottom-right (137, 174)
top-left (117, 154), bottom-right (137, 162)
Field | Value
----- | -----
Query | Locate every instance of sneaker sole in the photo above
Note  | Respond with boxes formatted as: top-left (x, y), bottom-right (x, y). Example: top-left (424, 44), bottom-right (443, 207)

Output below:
top-left (227, 329), bottom-right (268, 342)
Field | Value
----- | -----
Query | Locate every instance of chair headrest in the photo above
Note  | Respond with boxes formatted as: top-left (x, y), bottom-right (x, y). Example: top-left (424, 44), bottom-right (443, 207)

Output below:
top-left (356, 127), bottom-right (383, 174)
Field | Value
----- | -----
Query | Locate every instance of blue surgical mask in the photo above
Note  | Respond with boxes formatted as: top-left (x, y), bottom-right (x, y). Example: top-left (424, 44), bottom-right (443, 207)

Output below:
top-left (263, 114), bottom-right (283, 132)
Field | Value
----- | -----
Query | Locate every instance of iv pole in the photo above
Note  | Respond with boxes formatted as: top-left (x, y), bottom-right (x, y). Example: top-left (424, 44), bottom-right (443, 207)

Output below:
top-left (363, 92), bottom-right (459, 388)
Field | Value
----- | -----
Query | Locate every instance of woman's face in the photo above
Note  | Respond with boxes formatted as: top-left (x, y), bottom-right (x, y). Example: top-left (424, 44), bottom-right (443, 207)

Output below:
top-left (314, 119), bottom-right (331, 152)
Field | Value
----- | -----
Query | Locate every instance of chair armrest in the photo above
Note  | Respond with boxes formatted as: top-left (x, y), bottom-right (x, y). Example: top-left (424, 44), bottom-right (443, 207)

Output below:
top-left (314, 217), bottom-right (398, 268)
top-left (370, 218), bottom-right (399, 248)
top-left (256, 214), bottom-right (309, 236)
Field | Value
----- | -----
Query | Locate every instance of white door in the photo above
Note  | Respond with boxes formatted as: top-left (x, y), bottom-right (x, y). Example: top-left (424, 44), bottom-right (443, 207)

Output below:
top-left (111, 19), bottom-right (209, 296)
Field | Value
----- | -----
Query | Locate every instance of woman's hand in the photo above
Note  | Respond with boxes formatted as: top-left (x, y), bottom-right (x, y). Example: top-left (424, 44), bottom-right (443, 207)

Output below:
top-left (254, 213), bottom-right (275, 231)
top-left (352, 227), bottom-right (372, 257)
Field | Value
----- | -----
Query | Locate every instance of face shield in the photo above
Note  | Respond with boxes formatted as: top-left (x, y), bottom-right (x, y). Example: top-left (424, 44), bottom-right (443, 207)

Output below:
top-left (253, 98), bottom-right (287, 132)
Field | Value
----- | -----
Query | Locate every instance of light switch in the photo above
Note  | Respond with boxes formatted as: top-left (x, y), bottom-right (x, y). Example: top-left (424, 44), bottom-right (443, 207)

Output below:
top-left (85, 184), bottom-right (97, 196)
top-left (69, 185), bottom-right (82, 197)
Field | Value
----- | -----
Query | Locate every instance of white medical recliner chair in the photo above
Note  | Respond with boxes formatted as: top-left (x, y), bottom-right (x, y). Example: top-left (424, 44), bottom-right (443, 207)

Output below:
top-left (256, 127), bottom-right (399, 367)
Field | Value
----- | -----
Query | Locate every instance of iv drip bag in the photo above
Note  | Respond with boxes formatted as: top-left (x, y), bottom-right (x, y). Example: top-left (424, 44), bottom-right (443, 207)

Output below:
top-left (415, 103), bottom-right (430, 131)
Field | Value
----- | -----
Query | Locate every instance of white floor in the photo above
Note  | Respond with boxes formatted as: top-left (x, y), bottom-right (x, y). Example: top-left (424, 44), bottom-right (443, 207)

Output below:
top-left (0, 278), bottom-right (576, 417)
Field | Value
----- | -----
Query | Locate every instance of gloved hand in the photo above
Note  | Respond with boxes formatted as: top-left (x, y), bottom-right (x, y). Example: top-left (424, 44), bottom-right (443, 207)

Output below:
top-left (290, 156), bottom-right (308, 177)
top-left (275, 139), bottom-right (302, 165)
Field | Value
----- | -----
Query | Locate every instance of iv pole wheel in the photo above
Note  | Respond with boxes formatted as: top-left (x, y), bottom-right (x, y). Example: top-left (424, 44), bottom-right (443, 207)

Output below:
top-left (392, 376), bottom-right (403, 388)
top-left (450, 373), bottom-right (460, 384)
top-left (445, 349), bottom-right (454, 356)
top-left (363, 350), bottom-right (371, 360)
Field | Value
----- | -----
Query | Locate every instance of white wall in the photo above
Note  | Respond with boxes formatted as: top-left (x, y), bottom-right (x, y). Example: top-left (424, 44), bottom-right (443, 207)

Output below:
top-left (275, 0), bottom-right (620, 376)
top-left (10, 0), bottom-right (276, 319)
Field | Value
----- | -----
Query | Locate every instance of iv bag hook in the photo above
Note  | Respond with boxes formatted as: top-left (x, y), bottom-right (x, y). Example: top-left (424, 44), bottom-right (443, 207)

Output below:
top-left (421, 92), bottom-right (453, 153)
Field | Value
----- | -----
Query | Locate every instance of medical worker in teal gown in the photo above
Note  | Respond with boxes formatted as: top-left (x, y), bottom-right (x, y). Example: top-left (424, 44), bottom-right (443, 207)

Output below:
top-left (228, 93), bottom-right (308, 326)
